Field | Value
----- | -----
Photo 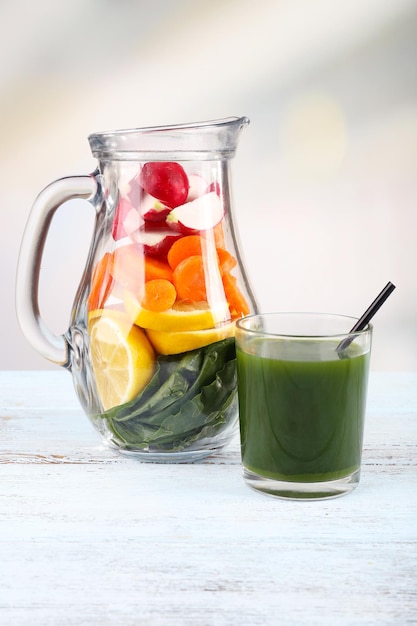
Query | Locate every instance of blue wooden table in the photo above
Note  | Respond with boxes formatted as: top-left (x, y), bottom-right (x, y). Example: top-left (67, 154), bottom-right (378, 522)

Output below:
top-left (0, 371), bottom-right (416, 625)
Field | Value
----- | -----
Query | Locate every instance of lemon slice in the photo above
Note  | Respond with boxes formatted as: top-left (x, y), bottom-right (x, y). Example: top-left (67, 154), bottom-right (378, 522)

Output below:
top-left (146, 322), bottom-right (235, 355)
top-left (89, 311), bottom-right (155, 411)
top-left (124, 290), bottom-right (229, 332)
top-left (88, 307), bottom-right (129, 324)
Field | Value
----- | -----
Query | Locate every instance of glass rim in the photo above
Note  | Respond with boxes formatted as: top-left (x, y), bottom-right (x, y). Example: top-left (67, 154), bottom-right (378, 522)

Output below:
top-left (87, 116), bottom-right (250, 161)
top-left (235, 312), bottom-right (373, 340)
top-left (88, 116), bottom-right (249, 140)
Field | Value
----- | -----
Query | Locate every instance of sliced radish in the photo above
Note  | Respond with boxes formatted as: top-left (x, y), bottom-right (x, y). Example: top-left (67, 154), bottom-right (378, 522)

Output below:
top-left (206, 181), bottom-right (221, 196)
top-left (167, 192), bottom-right (224, 234)
top-left (132, 223), bottom-right (182, 257)
top-left (126, 173), bottom-right (141, 206)
top-left (140, 192), bottom-right (171, 222)
top-left (139, 162), bottom-right (189, 208)
top-left (186, 174), bottom-right (209, 202)
top-left (112, 198), bottom-right (137, 240)
top-left (122, 206), bottom-right (142, 238)
top-left (119, 164), bottom-right (141, 197)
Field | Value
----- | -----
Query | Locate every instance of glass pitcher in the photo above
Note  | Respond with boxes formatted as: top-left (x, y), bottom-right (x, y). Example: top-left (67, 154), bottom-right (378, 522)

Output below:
top-left (16, 117), bottom-right (257, 462)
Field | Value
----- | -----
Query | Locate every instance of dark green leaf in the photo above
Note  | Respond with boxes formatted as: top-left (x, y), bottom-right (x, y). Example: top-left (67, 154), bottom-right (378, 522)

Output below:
top-left (99, 337), bottom-right (237, 451)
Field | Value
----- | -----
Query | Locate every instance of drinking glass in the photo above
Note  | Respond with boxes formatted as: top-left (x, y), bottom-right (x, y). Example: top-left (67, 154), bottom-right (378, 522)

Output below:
top-left (235, 312), bottom-right (372, 499)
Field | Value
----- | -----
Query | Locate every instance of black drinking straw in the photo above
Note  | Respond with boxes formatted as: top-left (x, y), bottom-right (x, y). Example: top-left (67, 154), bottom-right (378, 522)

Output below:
top-left (336, 281), bottom-right (396, 354)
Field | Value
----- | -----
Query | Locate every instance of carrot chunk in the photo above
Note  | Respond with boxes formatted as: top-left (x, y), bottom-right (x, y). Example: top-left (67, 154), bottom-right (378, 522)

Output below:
top-left (167, 235), bottom-right (204, 270)
top-left (173, 255), bottom-right (208, 302)
top-left (110, 244), bottom-right (174, 303)
top-left (88, 252), bottom-right (115, 311)
top-left (144, 256), bottom-right (174, 282)
top-left (141, 279), bottom-right (177, 312)
top-left (213, 222), bottom-right (226, 248)
top-left (168, 233), bottom-right (238, 276)
top-left (222, 272), bottom-right (250, 318)
top-left (216, 248), bottom-right (237, 273)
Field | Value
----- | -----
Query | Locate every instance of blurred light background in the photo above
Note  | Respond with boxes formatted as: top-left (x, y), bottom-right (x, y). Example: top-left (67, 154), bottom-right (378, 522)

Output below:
top-left (2, 0), bottom-right (417, 370)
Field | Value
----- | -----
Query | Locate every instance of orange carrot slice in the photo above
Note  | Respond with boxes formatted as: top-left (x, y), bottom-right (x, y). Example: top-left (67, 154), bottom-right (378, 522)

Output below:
top-left (111, 245), bottom-right (173, 298)
top-left (144, 256), bottom-right (173, 282)
top-left (213, 222), bottom-right (226, 248)
top-left (167, 235), bottom-right (204, 270)
top-left (173, 255), bottom-right (207, 302)
top-left (168, 234), bottom-right (237, 276)
top-left (216, 248), bottom-right (237, 273)
top-left (141, 279), bottom-right (177, 312)
top-left (88, 252), bottom-right (115, 311)
top-left (222, 272), bottom-right (250, 318)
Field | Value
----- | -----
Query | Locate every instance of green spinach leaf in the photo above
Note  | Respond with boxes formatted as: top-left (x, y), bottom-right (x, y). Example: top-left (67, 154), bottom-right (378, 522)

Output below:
top-left (98, 337), bottom-right (237, 451)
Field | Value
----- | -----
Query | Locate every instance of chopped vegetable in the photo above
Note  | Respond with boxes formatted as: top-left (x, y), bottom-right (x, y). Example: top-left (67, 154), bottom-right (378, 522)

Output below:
top-left (98, 338), bottom-right (237, 452)
top-left (173, 255), bottom-right (208, 302)
top-left (88, 158), bottom-right (253, 454)
top-left (222, 272), bottom-right (250, 318)
top-left (144, 256), bottom-right (173, 282)
top-left (216, 248), bottom-right (237, 273)
top-left (141, 279), bottom-right (177, 312)
top-left (167, 234), bottom-right (204, 270)
top-left (167, 192), bottom-right (224, 234)
top-left (88, 252), bottom-right (114, 311)
top-left (139, 162), bottom-right (189, 208)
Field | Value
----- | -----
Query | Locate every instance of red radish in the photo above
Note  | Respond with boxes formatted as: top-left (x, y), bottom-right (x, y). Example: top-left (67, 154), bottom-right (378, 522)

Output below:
top-left (207, 181), bottom-right (221, 196)
top-left (118, 166), bottom-right (140, 198)
top-left (166, 192), bottom-right (224, 234)
top-left (139, 162), bottom-right (189, 208)
top-left (112, 197), bottom-right (136, 240)
top-left (127, 173), bottom-right (141, 206)
top-left (122, 206), bottom-right (142, 238)
top-left (132, 222), bottom-right (182, 257)
top-left (140, 192), bottom-right (171, 222)
top-left (186, 174), bottom-right (208, 201)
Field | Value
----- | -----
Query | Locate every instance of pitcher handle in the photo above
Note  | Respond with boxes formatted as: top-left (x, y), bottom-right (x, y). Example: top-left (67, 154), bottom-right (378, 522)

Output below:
top-left (16, 174), bottom-right (99, 367)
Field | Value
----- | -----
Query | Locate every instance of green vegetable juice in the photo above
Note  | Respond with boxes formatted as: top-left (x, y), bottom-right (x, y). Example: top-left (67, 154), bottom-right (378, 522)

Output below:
top-left (237, 339), bottom-right (370, 482)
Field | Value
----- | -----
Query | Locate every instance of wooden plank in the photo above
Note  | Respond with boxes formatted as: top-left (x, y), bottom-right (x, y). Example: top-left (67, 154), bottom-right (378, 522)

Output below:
top-left (0, 371), bottom-right (416, 625)
top-left (0, 461), bottom-right (416, 625)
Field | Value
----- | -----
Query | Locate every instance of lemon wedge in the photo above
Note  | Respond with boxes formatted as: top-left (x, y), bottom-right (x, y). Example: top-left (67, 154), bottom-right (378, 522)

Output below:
top-left (124, 290), bottom-right (229, 332)
top-left (146, 322), bottom-right (235, 355)
top-left (89, 311), bottom-right (155, 411)
top-left (88, 307), bottom-right (129, 324)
